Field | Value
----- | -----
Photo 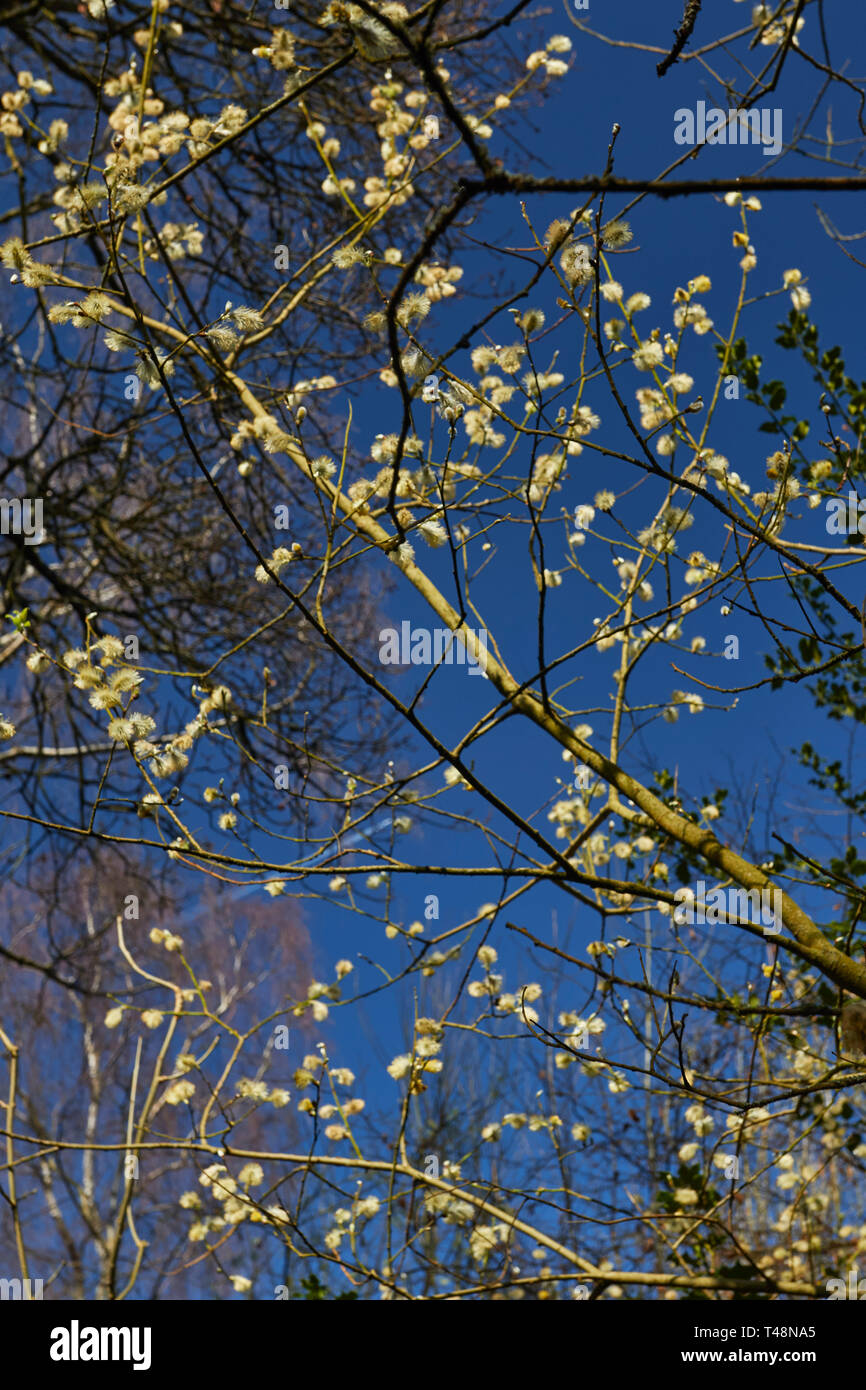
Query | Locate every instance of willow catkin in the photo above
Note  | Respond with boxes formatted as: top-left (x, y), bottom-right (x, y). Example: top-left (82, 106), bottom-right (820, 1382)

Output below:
top-left (840, 999), bottom-right (866, 1057)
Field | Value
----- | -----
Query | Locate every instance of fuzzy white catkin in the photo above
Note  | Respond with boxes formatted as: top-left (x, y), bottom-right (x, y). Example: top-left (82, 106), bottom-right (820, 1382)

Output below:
top-left (840, 999), bottom-right (866, 1057)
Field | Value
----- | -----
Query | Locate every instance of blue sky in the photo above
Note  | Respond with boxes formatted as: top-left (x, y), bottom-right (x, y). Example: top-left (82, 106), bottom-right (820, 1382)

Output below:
top-left (4, 0), bottom-right (866, 1296)
top-left (231, 4), bottom-right (865, 1227)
